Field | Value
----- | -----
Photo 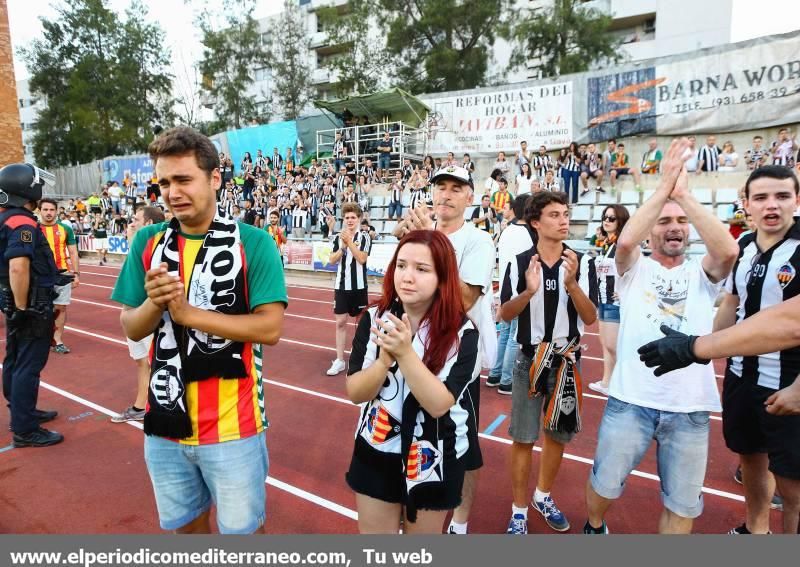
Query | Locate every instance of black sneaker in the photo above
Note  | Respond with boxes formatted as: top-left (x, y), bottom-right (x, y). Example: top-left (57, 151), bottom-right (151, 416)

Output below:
top-left (596, 186), bottom-right (606, 193)
top-left (8, 409), bottom-right (58, 431)
top-left (486, 375), bottom-right (501, 387)
top-left (12, 427), bottom-right (64, 448)
top-left (33, 409), bottom-right (58, 424)
top-left (734, 466), bottom-right (742, 485)
top-left (728, 523), bottom-right (748, 534)
top-left (498, 383), bottom-right (512, 395)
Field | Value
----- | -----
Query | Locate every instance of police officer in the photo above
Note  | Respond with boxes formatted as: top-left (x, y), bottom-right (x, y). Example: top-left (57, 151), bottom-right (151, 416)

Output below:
top-left (0, 163), bottom-right (67, 447)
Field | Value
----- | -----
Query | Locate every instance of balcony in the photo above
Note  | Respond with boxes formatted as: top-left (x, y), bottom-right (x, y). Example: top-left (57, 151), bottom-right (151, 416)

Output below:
top-left (309, 30), bottom-right (328, 49)
top-left (311, 67), bottom-right (331, 85)
top-left (582, 0), bottom-right (656, 20)
top-left (309, 0), bottom-right (348, 11)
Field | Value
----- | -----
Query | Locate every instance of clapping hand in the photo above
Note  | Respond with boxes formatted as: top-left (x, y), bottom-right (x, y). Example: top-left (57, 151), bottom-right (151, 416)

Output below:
top-left (144, 262), bottom-right (182, 309)
top-left (525, 254), bottom-right (541, 295)
top-left (372, 313), bottom-right (413, 360)
top-left (562, 249), bottom-right (579, 282)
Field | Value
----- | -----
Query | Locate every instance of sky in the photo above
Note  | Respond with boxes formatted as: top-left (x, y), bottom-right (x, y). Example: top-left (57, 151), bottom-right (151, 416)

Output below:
top-left (8, 0), bottom-right (284, 82)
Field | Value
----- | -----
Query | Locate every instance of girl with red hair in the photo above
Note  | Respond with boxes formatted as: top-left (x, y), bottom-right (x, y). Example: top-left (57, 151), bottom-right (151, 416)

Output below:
top-left (345, 230), bottom-right (480, 534)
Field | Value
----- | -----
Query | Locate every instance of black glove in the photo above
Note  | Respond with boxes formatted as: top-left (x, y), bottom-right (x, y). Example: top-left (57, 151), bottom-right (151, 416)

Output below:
top-left (7, 308), bottom-right (29, 329)
top-left (637, 324), bottom-right (710, 377)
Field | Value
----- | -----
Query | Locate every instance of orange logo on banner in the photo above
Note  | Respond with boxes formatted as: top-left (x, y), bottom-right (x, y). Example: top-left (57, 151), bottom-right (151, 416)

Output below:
top-left (589, 78), bottom-right (667, 126)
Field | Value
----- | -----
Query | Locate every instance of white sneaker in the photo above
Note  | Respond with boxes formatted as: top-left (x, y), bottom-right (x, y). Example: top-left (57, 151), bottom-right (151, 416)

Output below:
top-left (326, 359), bottom-right (346, 376)
top-left (588, 381), bottom-right (609, 396)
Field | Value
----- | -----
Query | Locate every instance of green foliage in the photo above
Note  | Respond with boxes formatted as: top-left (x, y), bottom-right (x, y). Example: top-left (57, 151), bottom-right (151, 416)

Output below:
top-left (316, 0), bottom-right (390, 98)
top-left (271, 0), bottom-right (314, 120)
top-left (197, 0), bottom-right (272, 130)
top-left (19, 0), bottom-right (174, 168)
top-left (504, 0), bottom-right (624, 78)
top-left (378, 0), bottom-right (514, 93)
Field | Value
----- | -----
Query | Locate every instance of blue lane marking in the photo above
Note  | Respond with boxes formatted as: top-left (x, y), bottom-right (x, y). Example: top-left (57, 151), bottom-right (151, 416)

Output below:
top-left (483, 414), bottom-right (507, 436)
top-left (0, 444), bottom-right (13, 454)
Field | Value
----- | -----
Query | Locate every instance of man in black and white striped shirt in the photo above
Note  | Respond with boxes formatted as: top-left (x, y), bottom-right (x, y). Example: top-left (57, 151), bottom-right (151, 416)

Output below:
top-left (697, 135), bottom-right (722, 173)
top-left (500, 191), bottom-right (597, 534)
top-left (326, 203), bottom-right (372, 376)
top-left (712, 165), bottom-right (800, 534)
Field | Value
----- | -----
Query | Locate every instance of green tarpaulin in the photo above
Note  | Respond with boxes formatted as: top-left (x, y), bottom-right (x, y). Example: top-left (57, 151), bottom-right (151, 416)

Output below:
top-left (313, 88), bottom-right (430, 127)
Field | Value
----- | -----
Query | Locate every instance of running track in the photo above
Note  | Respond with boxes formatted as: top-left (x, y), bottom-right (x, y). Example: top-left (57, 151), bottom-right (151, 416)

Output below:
top-left (0, 263), bottom-right (777, 534)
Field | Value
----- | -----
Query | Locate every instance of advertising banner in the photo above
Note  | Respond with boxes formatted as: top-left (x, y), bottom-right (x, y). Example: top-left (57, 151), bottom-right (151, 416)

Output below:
top-left (77, 234), bottom-right (129, 255)
top-left (585, 32), bottom-right (800, 141)
top-left (284, 240), bottom-right (314, 270)
top-left (312, 241), bottom-right (337, 273)
top-left (421, 81), bottom-right (573, 154)
top-left (102, 155), bottom-right (154, 185)
top-left (365, 242), bottom-right (396, 277)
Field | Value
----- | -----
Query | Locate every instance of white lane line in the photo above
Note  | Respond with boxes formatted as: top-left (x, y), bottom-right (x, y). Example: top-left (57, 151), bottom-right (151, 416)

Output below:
top-left (38, 323), bottom-right (744, 503)
top-left (81, 271), bottom-right (117, 278)
top-left (81, 282), bottom-right (114, 290)
top-left (71, 297), bottom-right (357, 327)
top-left (23, 369), bottom-right (359, 521)
top-left (64, 325), bottom-right (127, 345)
top-left (261, 374), bottom-right (738, 501)
top-left (265, 477), bottom-right (357, 520)
top-left (72, 298), bottom-right (120, 309)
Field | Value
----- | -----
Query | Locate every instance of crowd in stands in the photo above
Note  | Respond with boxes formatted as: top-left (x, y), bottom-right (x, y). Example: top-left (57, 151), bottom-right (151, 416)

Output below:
top-left (54, 127), bottom-right (799, 255)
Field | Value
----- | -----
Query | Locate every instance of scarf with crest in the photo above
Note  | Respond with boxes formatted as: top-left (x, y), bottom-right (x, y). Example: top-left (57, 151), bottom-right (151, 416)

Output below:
top-left (144, 215), bottom-right (249, 439)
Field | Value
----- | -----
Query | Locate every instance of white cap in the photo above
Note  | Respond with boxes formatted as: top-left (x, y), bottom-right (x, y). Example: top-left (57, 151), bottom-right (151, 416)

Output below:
top-left (430, 166), bottom-right (473, 189)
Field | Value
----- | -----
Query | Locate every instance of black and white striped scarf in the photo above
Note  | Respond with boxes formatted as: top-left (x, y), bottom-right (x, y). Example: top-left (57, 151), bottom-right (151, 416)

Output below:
top-left (144, 215), bottom-right (249, 439)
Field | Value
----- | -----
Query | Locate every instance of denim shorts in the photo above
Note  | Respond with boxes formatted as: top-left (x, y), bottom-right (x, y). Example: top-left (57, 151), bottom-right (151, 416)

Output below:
top-left (508, 351), bottom-right (575, 445)
top-left (598, 303), bottom-right (620, 323)
top-left (144, 431), bottom-right (269, 533)
top-left (590, 397), bottom-right (710, 518)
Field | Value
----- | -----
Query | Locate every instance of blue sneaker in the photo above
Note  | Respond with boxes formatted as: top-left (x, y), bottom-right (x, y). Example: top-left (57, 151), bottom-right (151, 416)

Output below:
top-left (532, 495), bottom-right (570, 532)
top-left (506, 513), bottom-right (527, 534)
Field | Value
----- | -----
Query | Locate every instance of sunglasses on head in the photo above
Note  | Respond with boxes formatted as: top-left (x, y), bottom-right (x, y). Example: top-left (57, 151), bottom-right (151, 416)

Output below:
top-left (603, 216), bottom-right (617, 222)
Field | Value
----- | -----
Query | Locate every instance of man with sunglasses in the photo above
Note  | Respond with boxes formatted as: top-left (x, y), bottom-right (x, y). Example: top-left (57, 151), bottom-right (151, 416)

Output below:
top-left (639, 165), bottom-right (800, 534)
top-left (583, 139), bottom-right (739, 534)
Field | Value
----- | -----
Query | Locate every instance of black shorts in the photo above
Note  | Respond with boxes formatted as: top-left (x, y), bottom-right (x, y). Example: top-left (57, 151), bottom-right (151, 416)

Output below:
top-left (334, 289), bottom-right (369, 317)
top-left (722, 369), bottom-right (800, 480)
top-left (461, 379), bottom-right (483, 471)
top-left (346, 439), bottom-right (465, 513)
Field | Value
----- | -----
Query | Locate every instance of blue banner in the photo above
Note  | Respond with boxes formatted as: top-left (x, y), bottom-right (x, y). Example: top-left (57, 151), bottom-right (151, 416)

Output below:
top-left (103, 155), bottom-right (154, 185)
top-left (225, 121), bottom-right (298, 167)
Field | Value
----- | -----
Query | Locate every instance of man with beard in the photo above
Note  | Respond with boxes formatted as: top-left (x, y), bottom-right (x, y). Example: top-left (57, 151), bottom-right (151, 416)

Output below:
top-left (583, 139), bottom-right (739, 534)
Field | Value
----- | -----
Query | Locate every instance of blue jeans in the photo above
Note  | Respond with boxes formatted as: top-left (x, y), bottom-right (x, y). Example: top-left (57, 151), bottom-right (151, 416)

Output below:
top-left (562, 169), bottom-right (580, 203)
top-left (379, 154), bottom-right (391, 171)
top-left (387, 201), bottom-right (403, 218)
top-left (598, 303), bottom-right (620, 323)
top-left (590, 397), bottom-right (710, 518)
top-left (144, 431), bottom-right (269, 533)
top-left (490, 318), bottom-right (518, 386)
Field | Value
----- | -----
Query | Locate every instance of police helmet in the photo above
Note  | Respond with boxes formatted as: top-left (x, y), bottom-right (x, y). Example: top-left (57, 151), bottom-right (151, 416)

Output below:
top-left (0, 163), bottom-right (53, 207)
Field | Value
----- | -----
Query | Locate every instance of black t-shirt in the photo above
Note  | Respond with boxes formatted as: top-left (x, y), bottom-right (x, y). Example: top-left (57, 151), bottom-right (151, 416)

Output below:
top-left (243, 209), bottom-right (258, 225)
top-left (93, 220), bottom-right (108, 239)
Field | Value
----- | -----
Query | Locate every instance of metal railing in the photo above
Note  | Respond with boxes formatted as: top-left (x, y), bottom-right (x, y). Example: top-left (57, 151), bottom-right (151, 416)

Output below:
top-left (316, 121), bottom-right (428, 177)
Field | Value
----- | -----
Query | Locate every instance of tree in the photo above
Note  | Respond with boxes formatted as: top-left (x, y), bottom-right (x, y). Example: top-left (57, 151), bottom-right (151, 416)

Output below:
top-left (316, 0), bottom-right (390, 98)
top-left (505, 0), bottom-right (623, 78)
top-left (19, 0), bottom-right (174, 168)
top-left (197, 0), bottom-right (272, 130)
top-left (271, 0), bottom-right (314, 120)
top-left (377, 0), bottom-right (515, 93)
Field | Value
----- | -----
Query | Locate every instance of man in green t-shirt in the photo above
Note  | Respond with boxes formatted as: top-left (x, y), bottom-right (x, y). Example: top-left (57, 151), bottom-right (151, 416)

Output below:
top-left (641, 138), bottom-right (663, 174)
top-left (608, 142), bottom-right (643, 191)
top-left (110, 126), bottom-right (287, 534)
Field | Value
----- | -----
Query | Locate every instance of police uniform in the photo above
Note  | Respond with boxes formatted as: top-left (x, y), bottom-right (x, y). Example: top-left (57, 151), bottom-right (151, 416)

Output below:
top-left (0, 163), bottom-right (64, 447)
